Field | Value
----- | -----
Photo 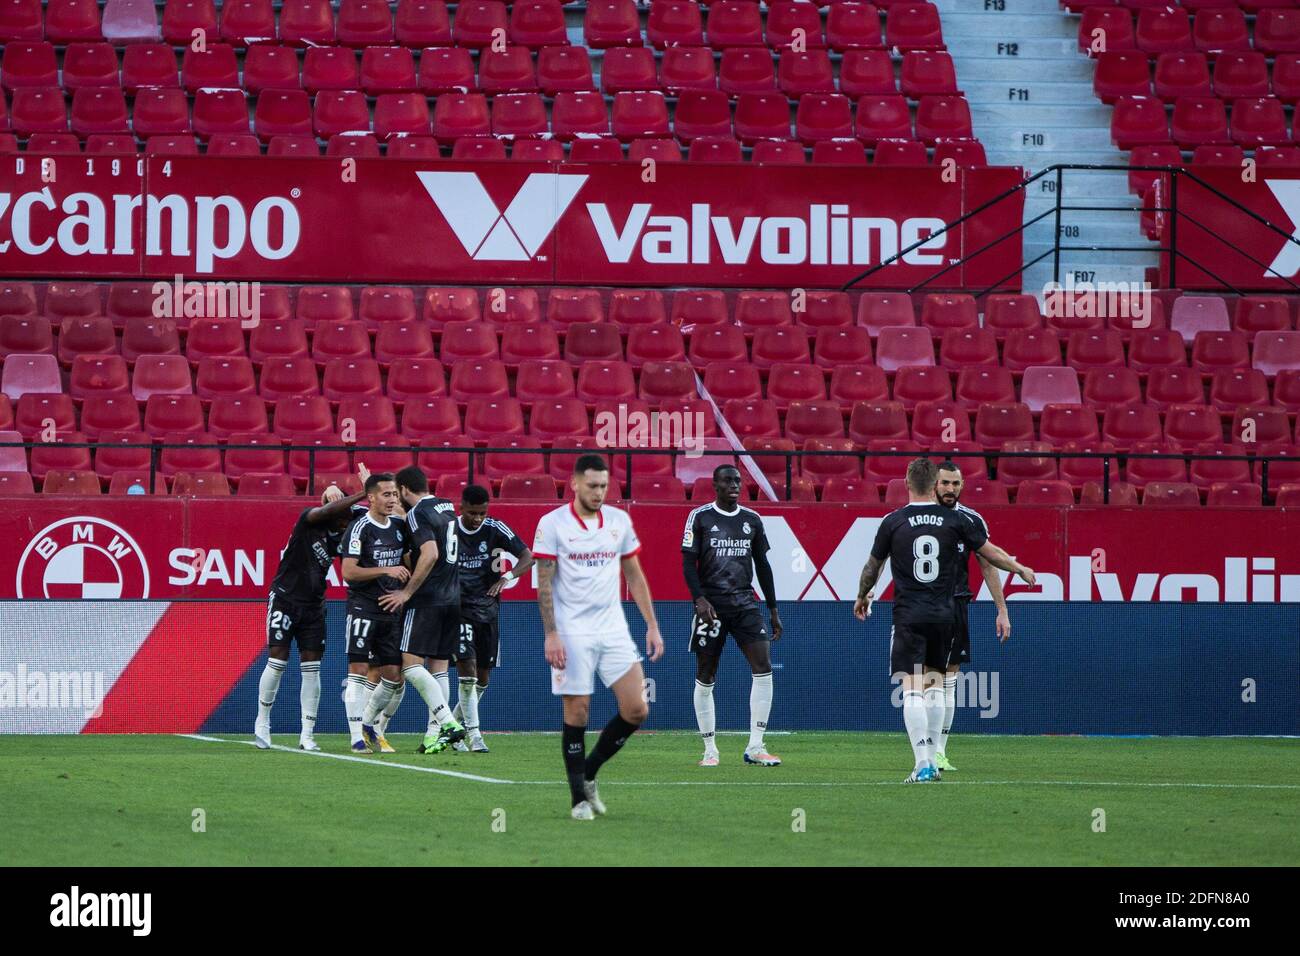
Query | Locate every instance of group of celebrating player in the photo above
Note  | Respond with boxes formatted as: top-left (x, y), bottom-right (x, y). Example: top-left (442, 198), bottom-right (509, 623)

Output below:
top-left (253, 449), bottom-right (1035, 819)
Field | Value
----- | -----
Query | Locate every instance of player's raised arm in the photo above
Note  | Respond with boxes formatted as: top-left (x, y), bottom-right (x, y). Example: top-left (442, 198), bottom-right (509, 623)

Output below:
top-left (622, 553), bottom-right (663, 662)
top-left (976, 553), bottom-right (1012, 641)
top-left (974, 540), bottom-right (1036, 588)
top-left (305, 489), bottom-right (366, 525)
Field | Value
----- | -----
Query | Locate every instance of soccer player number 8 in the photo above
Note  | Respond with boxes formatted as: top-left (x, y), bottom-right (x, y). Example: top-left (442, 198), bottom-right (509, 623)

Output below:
top-left (913, 535), bottom-right (940, 583)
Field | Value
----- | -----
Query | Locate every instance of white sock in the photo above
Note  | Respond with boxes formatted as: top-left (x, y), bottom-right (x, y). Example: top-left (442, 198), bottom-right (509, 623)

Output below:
top-left (923, 687), bottom-right (945, 766)
top-left (344, 674), bottom-right (369, 744)
top-left (403, 665), bottom-right (453, 731)
top-left (694, 680), bottom-right (717, 754)
top-left (430, 668), bottom-right (452, 732)
top-left (475, 682), bottom-right (487, 729)
top-left (939, 673), bottom-right (957, 755)
top-left (256, 657), bottom-right (287, 726)
top-left (299, 660), bottom-right (320, 739)
top-left (902, 690), bottom-right (929, 770)
top-left (363, 678), bottom-right (400, 725)
top-left (376, 680), bottom-right (405, 734)
top-left (747, 671), bottom-right (773, 752)
top-left (458, 677), bottom-right (480, 733)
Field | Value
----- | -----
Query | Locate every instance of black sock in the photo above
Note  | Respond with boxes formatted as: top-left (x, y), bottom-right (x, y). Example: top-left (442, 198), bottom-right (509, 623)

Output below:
top-left (584, 714), bottom-right (640, 782)
top-left (562, 724), bottom-right (587, 806)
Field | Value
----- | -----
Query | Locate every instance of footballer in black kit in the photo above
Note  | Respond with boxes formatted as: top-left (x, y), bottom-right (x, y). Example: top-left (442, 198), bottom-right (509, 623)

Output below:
top-left (855, 458), bottom-right (1034, 783)
top-left (449, 484), bottom-right (534, 751)
top-left (342, 494), bottom-right (410, 668)
top-left (253, 481), bottom-right (367, 751)
top-left (682, 465), bottom-right (784, 767)
top-left (396, 489), bottom-right (461, 660)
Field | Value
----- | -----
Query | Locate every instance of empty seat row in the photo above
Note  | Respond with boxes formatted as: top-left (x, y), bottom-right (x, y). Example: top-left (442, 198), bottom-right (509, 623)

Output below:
top-left (1112, 94), bottom-right (1300, 148)
top-left (0, 85), bottom-right (976, 144)
top-left (1079, 7), bottom-right (1300, 58)
top-left (1095, 50), bottom-right (1300, 103)
top-left (0, 40), bottom-right (963, 100)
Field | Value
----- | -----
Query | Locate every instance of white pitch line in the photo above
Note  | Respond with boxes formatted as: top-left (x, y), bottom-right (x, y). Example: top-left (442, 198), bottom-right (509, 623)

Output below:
top-left (178, 734), bottom-right (518, 784)
top-left (178, 736), bottom-right (1300, 790)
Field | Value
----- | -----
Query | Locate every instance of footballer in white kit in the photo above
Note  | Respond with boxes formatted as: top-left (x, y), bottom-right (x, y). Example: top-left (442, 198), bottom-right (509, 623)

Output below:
top-left (533, 453), bottom-right (664, 820)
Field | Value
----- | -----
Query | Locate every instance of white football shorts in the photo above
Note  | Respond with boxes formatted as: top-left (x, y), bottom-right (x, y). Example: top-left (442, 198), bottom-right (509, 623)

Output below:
top-left (550, 630), bottom-right (642, 697)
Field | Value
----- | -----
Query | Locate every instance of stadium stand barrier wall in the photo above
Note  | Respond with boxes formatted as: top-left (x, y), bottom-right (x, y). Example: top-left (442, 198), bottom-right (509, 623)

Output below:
top-left (0, 599), bottom-right (1294, 735)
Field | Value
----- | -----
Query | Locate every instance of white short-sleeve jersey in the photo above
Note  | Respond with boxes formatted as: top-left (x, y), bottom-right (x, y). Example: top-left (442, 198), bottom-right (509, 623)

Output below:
top-left (532, 502), bottom-right (642, 638)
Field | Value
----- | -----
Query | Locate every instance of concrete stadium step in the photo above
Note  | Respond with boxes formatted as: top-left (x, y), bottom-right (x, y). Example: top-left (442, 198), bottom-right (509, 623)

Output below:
top-left (936, 0), bottom-right (1154, 281)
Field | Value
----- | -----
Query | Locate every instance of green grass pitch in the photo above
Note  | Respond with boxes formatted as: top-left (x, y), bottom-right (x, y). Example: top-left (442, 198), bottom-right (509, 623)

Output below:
top-left (2, 732), bottom-right (1296, 866)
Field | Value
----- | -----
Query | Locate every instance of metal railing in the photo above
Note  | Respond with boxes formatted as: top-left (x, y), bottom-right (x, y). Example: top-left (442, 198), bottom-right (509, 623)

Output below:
top-left (841, 162), bottom-right (1300, 297)
top-left (2, 438), bottom-right (1295, 504)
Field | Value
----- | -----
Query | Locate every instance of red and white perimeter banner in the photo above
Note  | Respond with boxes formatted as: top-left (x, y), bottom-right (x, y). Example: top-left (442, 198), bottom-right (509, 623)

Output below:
top-left (1160, 167), bottom-right (1300, 290)
top-left (3, 499), bottom-right (1298, 603)
top-left (0, 155), bottom-right (1024, 289)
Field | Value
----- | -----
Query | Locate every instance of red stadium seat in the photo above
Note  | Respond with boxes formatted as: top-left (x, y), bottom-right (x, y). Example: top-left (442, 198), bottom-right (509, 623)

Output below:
top-left (401, 398), bottom-right (461, 439)
top-left (1253, 332), bottom-right (1300, 378)
top-left (130, 352), bottom-right (193, 402)
top-left (208, 397), bottom-right (269, 438)
top-left (1142, 481), bottom-right (1200, 506)
top-left (703, 364), bottom-right (763, 404)
top-left (1111, 96), bottom-right (1170, 148)
top-left (218, 0), bottom-right (275, 45)
top-left (857, 293), bottom-right (916, 335)
top-left (840, 50), bottom-right (895, 97)
top-left (910, 400), bottom-right (970, 445)
top-left (46, 0), bottom-right (103, 43)
top-left (143, 394), bottom-right (204, 437)
top-left (751, 327), bottom-right (811, 369)
top-left (481, 48), bottom-right (538, 95)
top-left (784, 400), bottom-right (845, 445)
top-left (196, 356), bottom-right (257, 402)
top-left (361, 46), bottom-right (417, 95)
top-left (893, 366), bottom-right (952, 408)
top-left (79, 394), bottom-right (139, 440)
top-left (516, 360), bottom-right (576, 402)
top-left (537, 45), bottom-right (593, 95)
top-left (954, 367), bottom-right (1016, 409)
top-left (849, 400), bottom-right (909, 444)
top-left (885, 3), bottom-right (945, 52)
top-left (1129, 329), bottom-right (1189, 375)
top-left (1095, 52), bottom-right (1151, 103)
top-left (796, 93), bottom-right (854, 143)
top-left (1146, 367), bottom-right (1203, 410)
top-left (724, 399), bottom-right (781, 441)
top-left (638, 361), bottom-right (697, 404)
top-left (1039, 404), bottom-right (1099, 445)
top-left (1060, 441), bottom-right (1121, 490)
top-left (1015, 479), bottom-right (1074, 505)
top-left (974, 402), bottom-right (1034, 450)
top-left (799, 293), bottom-right (854, 331)
top-left (586, 0), bottom-right (640, 48)
top-left (1000, 329), bottom-right (1061, 373)
top-left (735, 92), bottom-right (794, 142)
top-left (257, 357), bottom-right (319, 404)
top-left (601, 46), bottom-right (657, 95)
top-left (274, 395), bottom-right (335, 439)
top-left (449, 359), bottom-right (510, 404)
top-left (875, 328), bottom-right (935, 372)
top-left (465, 398), bottom-right (525, 441)
top-left (159, 431), bottom-right (223, 478)
top-left (864, 439), bottom-right (922, 484)
top-left (1020, 367), bottom-right (1082, 412)
top-left (395, 0), bottom-right (451, 47)
top-left (1164, 404), bottom-right (1224, 450)
top-left (254, 91), bottom-right (312, 140)
top-left (1252, 10), bottom-right (1300, 56)
top-left (280, 0), bottom-right (335, 45)
top-left (30, 431), bottom-right (93, 482)
top-left (827, 3), bottom-right (883, 53)
top-left (814, 327), bottom-right (873, 368)
top-left (984, 294), bottom-right (1043, 338)
top-left (939, 328), bottom-right (998, 369)
top-left (418, 46), bottom-right (474, 94)
top-left (718, 48), bottom-right (773, 95)
top-left (337, 0), bottom-right (394, 46)
top-left (69, 355), bottom-right (129, 401)
top-left (768, 364), bottom-right (828, 409)
top-left (576, 361), bottom-right (636, 406)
